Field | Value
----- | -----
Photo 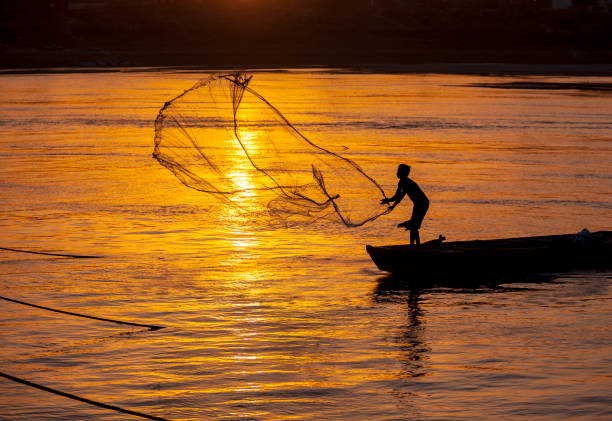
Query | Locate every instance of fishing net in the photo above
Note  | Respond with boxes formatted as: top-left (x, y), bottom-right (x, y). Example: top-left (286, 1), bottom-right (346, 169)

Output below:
top-left (153, 72), bottom-right (390, 227)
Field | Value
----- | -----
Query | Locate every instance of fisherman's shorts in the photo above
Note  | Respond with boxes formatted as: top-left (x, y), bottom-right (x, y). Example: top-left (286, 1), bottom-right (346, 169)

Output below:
top-left (410, 201), bottom-right (429, 229)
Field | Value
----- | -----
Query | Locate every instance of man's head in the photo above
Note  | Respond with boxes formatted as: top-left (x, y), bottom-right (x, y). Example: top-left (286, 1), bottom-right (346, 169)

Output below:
top-left (397, 164), bottom-right (411, 179)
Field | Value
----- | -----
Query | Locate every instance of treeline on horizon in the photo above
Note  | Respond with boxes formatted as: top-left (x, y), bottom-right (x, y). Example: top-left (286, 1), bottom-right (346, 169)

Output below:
top-left (2, 0), bottom-right (611, 67)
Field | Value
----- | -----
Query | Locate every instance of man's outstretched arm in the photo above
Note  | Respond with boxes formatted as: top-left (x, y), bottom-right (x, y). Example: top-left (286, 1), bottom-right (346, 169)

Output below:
top-left (381, 183), bottom-right (405, 209)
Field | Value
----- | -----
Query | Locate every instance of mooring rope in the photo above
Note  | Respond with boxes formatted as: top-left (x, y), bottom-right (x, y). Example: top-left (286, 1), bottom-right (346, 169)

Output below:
top-left (0, 247), bottom-right (102, 259)
top-left (0, 371), bottom-right (173, 421)
top-left (0, 296), bottom-right (164, 331)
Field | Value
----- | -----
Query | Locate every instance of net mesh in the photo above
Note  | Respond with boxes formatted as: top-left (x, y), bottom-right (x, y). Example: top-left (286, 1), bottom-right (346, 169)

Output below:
top-left (153, 72), bottom-right (390, 227)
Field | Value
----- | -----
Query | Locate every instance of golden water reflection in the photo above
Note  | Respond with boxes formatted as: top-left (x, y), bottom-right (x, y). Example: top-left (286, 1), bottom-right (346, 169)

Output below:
top-left (0, 71), bottom-right (610, 420)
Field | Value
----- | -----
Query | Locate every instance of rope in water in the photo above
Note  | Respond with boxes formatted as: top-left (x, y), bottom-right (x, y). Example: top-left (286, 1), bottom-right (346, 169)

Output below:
top-left (0, 246), bottom-right (102, 259)
top-left (0, 296), bottom-right (164, 331)
top-left (0, 371), bottom-right (173, 421)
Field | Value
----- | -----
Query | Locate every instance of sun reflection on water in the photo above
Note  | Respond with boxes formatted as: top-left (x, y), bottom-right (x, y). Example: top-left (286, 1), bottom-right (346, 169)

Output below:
top-left (0, 71), bottom-right (611, 421)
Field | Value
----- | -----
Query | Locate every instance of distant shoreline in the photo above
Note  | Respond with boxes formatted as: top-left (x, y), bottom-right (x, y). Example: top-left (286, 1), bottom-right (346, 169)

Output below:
top-left (2, 63), bottom-right (612, 76)
top-left (4, 1), bottom-right (612, 78)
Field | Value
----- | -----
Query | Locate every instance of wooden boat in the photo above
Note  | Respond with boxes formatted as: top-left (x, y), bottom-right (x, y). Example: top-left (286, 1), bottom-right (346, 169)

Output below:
top-left (366, 230), bottom-right (612, 281)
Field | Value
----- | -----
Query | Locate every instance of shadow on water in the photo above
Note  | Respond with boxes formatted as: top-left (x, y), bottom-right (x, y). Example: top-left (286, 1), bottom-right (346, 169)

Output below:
top-left (373, 270), bottom-right (560, 292)
top-left (370, 272), bottom-right (559, 380)
top-left (373, 284), bottom-right (430, 378)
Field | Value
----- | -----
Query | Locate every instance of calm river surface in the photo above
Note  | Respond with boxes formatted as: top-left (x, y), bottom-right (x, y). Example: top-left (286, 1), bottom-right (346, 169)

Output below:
top-left (0, 69), bottom-right (611, 420)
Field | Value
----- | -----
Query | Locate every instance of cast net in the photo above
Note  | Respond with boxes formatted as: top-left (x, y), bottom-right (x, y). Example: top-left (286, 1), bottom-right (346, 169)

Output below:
top-left (153, 72), bottom-right (390, 227)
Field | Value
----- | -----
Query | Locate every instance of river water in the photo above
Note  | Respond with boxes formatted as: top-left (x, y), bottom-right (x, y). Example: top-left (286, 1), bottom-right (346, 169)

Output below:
top-left (0, 69), bottom-right (611, 420)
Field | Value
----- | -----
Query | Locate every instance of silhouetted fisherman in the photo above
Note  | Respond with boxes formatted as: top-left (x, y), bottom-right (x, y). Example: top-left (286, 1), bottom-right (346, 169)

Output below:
top-left (381, 164), bottom-right (429, 245)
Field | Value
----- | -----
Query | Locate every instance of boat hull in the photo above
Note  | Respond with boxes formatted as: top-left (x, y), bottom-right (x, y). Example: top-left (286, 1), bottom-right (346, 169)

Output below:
top-left (366, 231), bottom-right (612, 281)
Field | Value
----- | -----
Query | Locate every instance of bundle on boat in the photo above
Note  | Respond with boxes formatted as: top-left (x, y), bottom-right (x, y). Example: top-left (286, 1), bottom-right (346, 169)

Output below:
top-left (366, 230), bottom-right (612, 282)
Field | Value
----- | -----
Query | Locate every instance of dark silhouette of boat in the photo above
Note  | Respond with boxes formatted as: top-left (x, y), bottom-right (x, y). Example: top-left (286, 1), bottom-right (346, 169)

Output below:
top-left (366, 230), bottom-right (612, 281)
